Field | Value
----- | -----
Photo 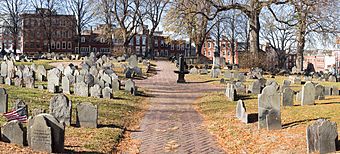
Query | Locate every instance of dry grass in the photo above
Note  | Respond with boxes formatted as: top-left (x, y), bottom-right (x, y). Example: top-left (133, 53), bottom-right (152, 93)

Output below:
top-left (196, 90), bottom-right (340, 153)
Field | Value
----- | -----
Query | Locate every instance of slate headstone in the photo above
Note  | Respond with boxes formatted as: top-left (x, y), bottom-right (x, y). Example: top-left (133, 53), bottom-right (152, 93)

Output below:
top-left (258, 85), bottom-right (281, 130)
top-left (76, 102), bottom-right (98, 128)
top-left (49, 94), bottom-right (72, 126)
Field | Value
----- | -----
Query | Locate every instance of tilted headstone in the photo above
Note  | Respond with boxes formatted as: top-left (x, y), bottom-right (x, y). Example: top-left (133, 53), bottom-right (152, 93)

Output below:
top-left (236, 100), bottom-right (248, 123)
top-left (282, 87), bottom-right (294, 106)
top-left (315, 84), bottom-right (325, 100)
top-left (49, 94), bottom-right (72, 126)
top-left (258, 85), bottom-right (281, 130)
top-left (306, 119), bottom-right (338, 154)
top-left (301, 82), bottom-right (315, 105)
top-left (76, 102), bottom-right (98, 128)
top-left (28, 113), bottom-right (64, 153)
top-left (90, 84), bottom-right (101, 98)
top-left (0, 88), bottom-right (8, 113)
top-left (1, 120), bottom-right (26, 146)
top-left (127, 55), bottom-right (138, 68)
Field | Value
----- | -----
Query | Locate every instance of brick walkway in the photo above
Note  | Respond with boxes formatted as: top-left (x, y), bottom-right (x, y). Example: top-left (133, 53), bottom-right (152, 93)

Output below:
top-left (132, 61), bottom-right (225, 154)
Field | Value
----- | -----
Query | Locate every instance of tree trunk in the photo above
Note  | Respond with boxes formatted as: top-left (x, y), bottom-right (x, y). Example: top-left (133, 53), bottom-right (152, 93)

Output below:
top-left (296, 13), bottom-right (307, 71)
top-left (196, 43), bottom-right (203, 63)
top-left (249, 11), bottom-right (260, 57)
top-left (148, 34), bottom-right (154, 58)
top-left (13, 37), bottom-right (17, 55)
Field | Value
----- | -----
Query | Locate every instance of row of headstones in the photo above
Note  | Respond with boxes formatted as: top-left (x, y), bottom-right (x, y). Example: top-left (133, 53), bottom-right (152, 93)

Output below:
top-left (234, 84), bottom-right (339, 153)
top-left (290, 75), bottom-right (337, 83)
top-left (0, 93), bottom-right (98, 153)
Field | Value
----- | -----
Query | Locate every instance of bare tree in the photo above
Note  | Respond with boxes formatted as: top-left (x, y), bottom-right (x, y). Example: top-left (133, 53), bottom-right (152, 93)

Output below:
top-left (30, 0), bottom-right (61, 53)
top-left (260, 8), bottom-right (295, 69)
top-left (65, 0), bottom-right (96, 54)
top-left (0, 0), bottom-right (28, 54)
top-left (164, 0), bottom-right (215, 62)
top-left (111, 0), bottom-right (141, 54)
top-left (97, 0), bottom-right (114, 49)
top-left (140, 0), bottom-right (169, 58)
top-left (269, 0), bottom-right (339, 71)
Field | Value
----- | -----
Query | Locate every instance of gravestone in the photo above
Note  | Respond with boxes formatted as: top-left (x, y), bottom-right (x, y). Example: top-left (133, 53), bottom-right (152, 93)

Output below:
top-left (328, 75), bottom-right (336, 82)
top-left (315, 84), bottom-right (325, 100)
top-left (5, 77), bottom-right (11, 85)
top-left (28, 113), bottom-right (64, 153)
top-left (296, 91), bottom-right (302, 102)
top-left (75, 81), bottom-right (89, 97)
top-left (1, 120), bottom-right (26, 146)
top-left (225, 83), bottom-right (236, 101)
top-left (236, 100), bottom-right (248, 123)
top-left (282, 87), bottom-right (294, 106)
top-left (62, 76), bottom-right (70, 94)
top-left (324, 86), bottom-right (332, 96)
top-left (14, 78), bottom-right (23, 87)
top-left (127, 55), bottom-right (138, 68)
top-left (124, 79), bottom-right (136, 95)
top-left (1, 62), bottom-right (8, 77)
top-left (37, 65), bottom-right (47, 81)
top-left (102, 87), bottom-right (112, 99)
top-left (249, 80), bottom-right (261, 94)
top-left (49, 94), bottom-right (72, 126)
top-left (84, 74), bottom-right (95, 87)
top-left (112, 79), bottom-right (120, 92)
top-left (12, 99), bottom-right (28, 116)
top-left (101, 73), bottom-right (112, 86)
top-left (189, 68), bottom-right (198, 74)
top-left (235, 82), bottom-right (246, 93)
top-left (76, 102), bottom-right (98, 128)
top-left (290, 76), bottom-right (301, 84)
top-left (306, 119), bottom-right (338, 154)
top-left (301, 82), bottom-right (315, 105)
top-left (47, 69), bottom-right (61, 93)
top-left (199, 69), bottom-right (208, 75)
top-left (90, 84), bottom-right (101, 98)
top-left (24, 76), bottom-right (35, 88)
top-left (0, 88), bottom-right (8, 113)
top-left (258, 85), bottom-right (281, 130)
top-left (210, 68), bottom-right (220, 78)
top-left (331, 86), bottom-right (339, 95)
top-left (224, 69), bottom-right (232, 78)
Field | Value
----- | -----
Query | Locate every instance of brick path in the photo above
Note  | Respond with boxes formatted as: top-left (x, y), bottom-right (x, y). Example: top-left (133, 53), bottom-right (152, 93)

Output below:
top-left (132, 61), bottom-right (225, 154)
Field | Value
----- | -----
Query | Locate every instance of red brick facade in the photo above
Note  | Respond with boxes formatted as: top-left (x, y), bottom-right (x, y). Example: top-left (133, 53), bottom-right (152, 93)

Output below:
top-left (201, 38), bottom-right (239, 64)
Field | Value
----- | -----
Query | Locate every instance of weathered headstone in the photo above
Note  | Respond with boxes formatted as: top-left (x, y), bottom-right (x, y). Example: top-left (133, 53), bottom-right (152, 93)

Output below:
top-left (249, 80), bottom-right (261, 94)
top-left (0, 88), bottom-right (8, 113)
top-left (102, 87), bottom-right (112, 99)
top-left (112, 79), bottom-right (120, 93)
top-left (124, 79), bottom-right (136, 95)
top-left (90, 84), bottom-right (101, 98)
top-left (301, 82), bottom-right (315, 105)
top-left (306, 119), bottom-right (338, 154)
top-left (258, 85), bottom-right (281, 130)
top-left (189, 68), bottom-right (198, 74)
top-left (315, 84), bottom-right (325, 100)
top-left (1, 62), bottom-right (8, 77)
top-left (1, 120), bottom-right (26, 146)
top-left (76, 102), bottom-right (98, 128)
top-left (75, 81), bottom-right (89, 97)
top-left (282, 87), bottom-right (294, 106)
top-left (49, 94), bottom-right (72, 126)
top-left (225, 83), bottom-right (236, 101)
top-left (28, 114), bottom-right (64, 153)
top-left (236, 100), bottom-right (248, 123)
top-left (61, 76), bottom-right (70, 94)
top-left (331, 86), bottom-right (339, 96)
top-left (24, 76), bottom-right (35, 88)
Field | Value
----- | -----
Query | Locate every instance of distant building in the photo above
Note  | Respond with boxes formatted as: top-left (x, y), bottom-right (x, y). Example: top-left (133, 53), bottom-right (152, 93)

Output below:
top-left (201, 36), bottom-right (239, 64)
top-left (303, 49), bottom-right (340, 72)
top-left (20, 8), bottom-right (76, 54)
top-left (0, 14), bottom-right (22, 53)
top-left (76, 25), bottom-right (111, 55)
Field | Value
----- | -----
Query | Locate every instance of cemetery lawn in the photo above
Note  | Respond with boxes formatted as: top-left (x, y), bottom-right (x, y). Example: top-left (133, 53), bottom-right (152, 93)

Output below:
top-left (15, 60), bottom-right (82, 70)
top-left (196, 92), bottom-right (340, 153)
top-left (0, 84), bottom-right (149, 153)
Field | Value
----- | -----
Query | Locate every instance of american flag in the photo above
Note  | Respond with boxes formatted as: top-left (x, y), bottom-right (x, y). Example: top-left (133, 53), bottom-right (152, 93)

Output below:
top-left (3, 107), bottom-right (28, 122)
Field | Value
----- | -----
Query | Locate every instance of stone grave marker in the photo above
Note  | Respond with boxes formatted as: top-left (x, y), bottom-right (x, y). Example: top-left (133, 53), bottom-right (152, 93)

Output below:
top-left (62, 76), bottom-right (70, 94)
top-left (315, 84), bottom-right (325, 100)
top-left (236, 100), bottom-right (248, 123)
top-left (76, 102), bottom-right (98, 128)
top-left (28, 113), bottom-right (64, 153)
top-left (102, 87), bottom-right (112, 99)
top-left (225, 83), bottom-right (236, 101)
top-left (124, 79), bottom-right (136, 95)
top-left (331, 86), bottom-right (339, 95)
top-left (282, 87), bottom-right (294, 106)
top-left (0, 88), bottom-right (8, 113)
top-left (301, 82), bottom-right (315, 105)
top-left (258, 85), bottom-right (281, 130)
top-left (1, 120), bottom-right (26, 146)
top-left (75, 81), bottom-right (89, 97)
top-left (49, 94), bottom-right (72, 126)
top-left (306, 119), bottom-right (338, 154)
top-left (90, 84), bottom-right (101, 98)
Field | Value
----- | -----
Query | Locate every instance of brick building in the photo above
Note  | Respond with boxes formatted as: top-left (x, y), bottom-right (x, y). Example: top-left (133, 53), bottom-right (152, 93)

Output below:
top-left (201, 37), bottom-right (239, 64)
top-left (20, 9), bottom-right (76, 54)
top-left (76, 25), bottom-right (111, 55)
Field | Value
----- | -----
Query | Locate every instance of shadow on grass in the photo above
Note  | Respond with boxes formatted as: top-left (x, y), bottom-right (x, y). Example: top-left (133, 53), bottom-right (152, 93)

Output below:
top-left (248, 113), bottom-right (258, 123)
top-left (64, 149), bottom-right (104, 154)
top-left (186, 80), bottom-right (218, 84)
top-left (236, 94), bottom-right (253, 101)
top-left (98, 124), bottom-right (125, 130)
top-left (137, 91), bottom-right (154, 97)
top-left (337, 139), bottom-right (340, 151)
top-left (282, 118), bottom-right (326, 129)
top-left (316, 102), bottom-right (340, 105)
